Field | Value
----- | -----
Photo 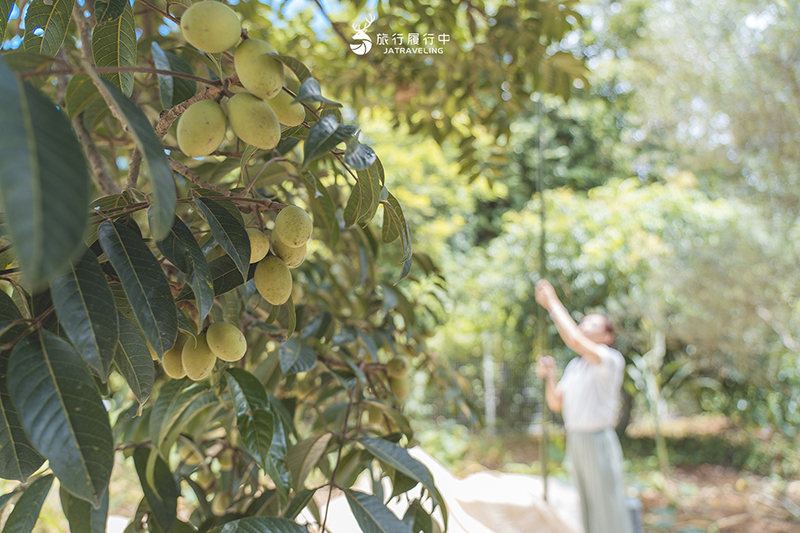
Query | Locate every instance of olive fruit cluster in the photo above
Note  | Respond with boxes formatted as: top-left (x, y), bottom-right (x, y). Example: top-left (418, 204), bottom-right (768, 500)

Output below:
top-left (177, 1), bottom-right (306, 157)
top-left (161, 321), bottom-right (248, 381)
top-left (250, 205), bottom-right (312, 306)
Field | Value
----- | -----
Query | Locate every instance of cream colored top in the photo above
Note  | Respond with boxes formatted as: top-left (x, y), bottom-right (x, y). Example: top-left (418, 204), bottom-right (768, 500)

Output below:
top-left (558, 344), bottom-right (625, 432)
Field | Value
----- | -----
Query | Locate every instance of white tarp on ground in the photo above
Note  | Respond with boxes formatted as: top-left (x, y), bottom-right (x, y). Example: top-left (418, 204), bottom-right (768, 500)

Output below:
top-left (316, 447), bottom-right (584, 533)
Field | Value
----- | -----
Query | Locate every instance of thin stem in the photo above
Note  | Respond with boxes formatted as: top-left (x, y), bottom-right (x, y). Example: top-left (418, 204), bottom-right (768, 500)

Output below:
top-left (19, 66), bottom-right (219, 86)
top-left (138, 0), bottom-right (179, 23)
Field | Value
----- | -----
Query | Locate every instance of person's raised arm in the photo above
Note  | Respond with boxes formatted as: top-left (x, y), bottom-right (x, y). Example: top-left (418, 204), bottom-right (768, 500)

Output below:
top-left (534, 280), bottom-right (603, 365)
top-left (535, 355), bottom-right (563, 412)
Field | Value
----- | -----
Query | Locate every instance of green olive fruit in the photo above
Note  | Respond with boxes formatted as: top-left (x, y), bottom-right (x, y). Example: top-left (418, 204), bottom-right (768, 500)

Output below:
top-left (179, 445), bottom-right (203, 466)
top-left (180, 1), bottom-right (241, 53)
top-left (270, 233), bottom-right (306, 268)
top-left (206, 321), bottom-right (247, 362)
top-left (253, 256), bottom-right (292, 305)
top-left (234, 38), bottom-right (284, 100)
top-left (192, 469), bottom-right (215, 490)
top-left (211, 492), bottom-right (230, 515)
top-left (182, 332), bottom-right (216, 381)
top-left (217, 449), bottom-right (234, 470)
top-left (177, 100), bottom-right (227, 157)
top-left (246, 227), bottom-right (270, 263)
top-left (389, 376), bottom-right (410, 400)
top-left (266, 88), bottom-right (305, 127)
top-left (162, 334), bottom-right (189, 379)
top-left (274, 205), bottom-right (312, 248)
top-left (227, 93), bottom-right (280, 150)
top-left (367, 403), bottom-right (382, 425)
top-left (386, 355), bottom-right (410, 379)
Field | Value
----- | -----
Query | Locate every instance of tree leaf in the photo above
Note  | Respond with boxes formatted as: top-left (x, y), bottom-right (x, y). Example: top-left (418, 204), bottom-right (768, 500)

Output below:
top-left (148, 378), bottom-right (212, 456)
top-left (152, 214), bottom-right (214, 325)
top-left (50, 247), bottom-right (119, 380)
top-left (225, 368), bottom-right (274, 471)
top-left (98, 220), bottom-right (178, 357)
top-left (93, 0), bottom-right (126, 24)
top-left (22, 0), bottom-right (74, 56)
top-left (344, 158), bottom-right (384, 229)
top-left (92, 2), bottom-right (136, 96)
top-left (209, 516), bottom-right (310, 533)
top-left (344, 489), bottom-right (411, 533)
top-left (278, 338), bottom-right (317, 375)
top-left (87, 73), bottom-right (176, 241)
top-left (2, 474), bottom-right (54, 533)
top-left (380, 193), bottom-right (413, 284)
top-left (8, 332), bottom-right (114, 506)
top-left (0, 351), bottom-right (45, 482)
top-left (151, 42), bottom-right (197, 110)
top-left (284, 488), bottom-right (316, 520)
top-left (65, 74), bottom-right (107, 119)
top-left (176, 254), bottom-right (253, 302)
top-left (194, 197), bottom-right (250, 281)
top-left (344, 137), bottom-right (377, 171)
top-left (357, 438), bottom-right (446, 527)
top-left (299, 172), bottom-right (339, 246)
top-left (290, 77), bottom-right (340, 106)
top-left (1, 0), bottom-right (14, 42)
top-left (0, 57), bottom-right (91, 288)
top-left (302, 115), bottom-right (357, 169)
top-left (60, 485), bottom-right (108, 533)
top-left (273, 55), bottom-right (312, 84)
top-left (133, 447), bottom-right (178, 533)
top-left (113, 313), bottom-right (155, 405)
top-left (285, 433), bottom-right (332, 491)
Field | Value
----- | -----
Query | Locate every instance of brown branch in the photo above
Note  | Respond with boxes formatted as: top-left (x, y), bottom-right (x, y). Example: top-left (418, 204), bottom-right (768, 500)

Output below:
top-left (19, 66), bottom-right (219, 86)
top-left (169, 158), bottom-right (230, 195)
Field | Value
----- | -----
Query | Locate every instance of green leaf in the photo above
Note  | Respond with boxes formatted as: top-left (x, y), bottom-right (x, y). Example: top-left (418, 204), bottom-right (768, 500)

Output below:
top-left (98, 220), bottom-right (178, 356)
top-left (284, 488), bottom-right (316, 520)
top-left (151, 42), bottom-right (197, 110)
top-left (300, 172), bottom-right (339, 246)
top-left (209, 516), bottom-right (310, 533)
top-left (65, 74), bottom-right (107, 119)
top-left (50, 247), bottom-right (119, 380)
top-left (273, 55), bottom-right (312, 84)
top-left (358, 438), bottom-right (446, 526)
top-left (93, 0), bottom-right (126, 24)
top-left (344, 158), bottom-right (384, 229)
top-left (0, 57), bottom-right (91, 288)
top-left (92, 2), bottom-right (136, 96)
top-left (380, 193), bottom-right (413, 284)
top-left (0, 0), bottom-right (14, 41)
top-left (87, 74), bottom-right (176, 241)
top-left (278, 338), bottom-right (317, 375)
top-left (290, 77), bottom-right (340, 106)
top-left (133, 447), bottom-right (178, 532)
top-left (0, 351), bottom-right (45, 482)
top-left (176, 254), bottom-right (253, 301)
top-left (265, 401), bottom-right (291, 500)
top-left (152, 214), bottom-right (214, 326)
top-left (285, 433), bottom-right (332, 491)
top-left (226, 368), bottom-right (274, 471)
top-left (60, 485), bottom-right (108, 533)
top-left (344, 137), bottom-right (377, 171)
top-left (8, 332), bottom-right (114, 506)
top-left (148, 379), bottom-right (212, 456)
top-left (2, 474), bottom-right (54, 533)
top-left (302, 115), bottom-right (357, 169)
top-left (113, 313), bottom-right (155, 405)
top-left (344, 489), bottom-right (411, 533)
top-left (22, 0), bottom-right (74, 56)
top-left (194, 197), bottom-right (250, 281)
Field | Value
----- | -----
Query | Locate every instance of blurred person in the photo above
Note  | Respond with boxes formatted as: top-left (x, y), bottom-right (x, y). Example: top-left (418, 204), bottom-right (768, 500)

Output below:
top-left (535, 279), bottom-right (634, 533)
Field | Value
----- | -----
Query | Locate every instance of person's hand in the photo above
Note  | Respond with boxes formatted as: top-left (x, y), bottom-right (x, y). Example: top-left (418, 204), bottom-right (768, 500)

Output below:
top-left (535, 279), bottom-right (558, 311)
top-left (536, 355), bottom-right (556, 380)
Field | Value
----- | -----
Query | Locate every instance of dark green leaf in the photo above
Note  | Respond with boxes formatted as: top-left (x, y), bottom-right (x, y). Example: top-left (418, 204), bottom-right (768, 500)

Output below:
top-left (152, 214), bottom-right (214, 325)
top-left (290, 77), bottom-right (340, 106)
top-left (113, 313), bottom-right (155, 405)
top-left (284, 488), bottom-right (316, 520)
top-left (0, 351), bottom-right (45, 482)
top-left (344, 158), bottom-right (384, 229)
top-left (22, 0), bottom-right (74, 56)
top-left (302, 115), bottom-right (357, 169)
top-left (50, 247), bottom-right (119, 380)
top-left (98, 220), bottom-right (178, 356)
top-left (65, 74), bottom-right (107, 119)
top-left (344, 489), bottom-right (411, 533)
top-left (60, 485), bottom-right (108, 533)
top-left (0, 51), bottom-right (53, 72)
top-left (344, 137), bottom-right (377, 171)
top-left (0, 0), bottom-right (14, 42)
top-left (151, 42), bottom-right (197, 110)
top-left (278, 338), bottom-right (317, 375)
top-left (285, 433), bottom-right (332, 491)
top-left (194, 197), bottom-right (250, 281)
top-left (380, 193), bottom-right (413, 284)
top-left (273, 55), bottom-right (312, 84)
top-left (8, 332), bottom-right (113, 506)
top-left (226, 369), bottom-right (274, 471)
top-left (176, 254), bottom-right (253, 301)
top-left (148, 378), bottom-right (212, 456)
top-left (0, 491), bottom-right (14, 514)
top-left (92, 2), bottom-right (136, 96)
top-left (0, 58), bottom-right (90, 288)
top-left (358, 438), bottom-right (446, 526)
top-left (88, 74), bottom-right (176, 241)
top-left (300, 172), bottom-right (339, 246)
top-left (209, 516), bottom-right (310, 533)
top-left (94, 0), bottom-right (126, 24)
top-left (133, 447), bottom-right (178, 532)
top-left (265, 403), bottom-right (291, 500)
top-left (2, 474), bottom-right (54, 533)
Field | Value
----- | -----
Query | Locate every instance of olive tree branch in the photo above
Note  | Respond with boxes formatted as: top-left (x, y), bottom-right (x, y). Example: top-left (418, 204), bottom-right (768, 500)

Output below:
top-left (18, 66), bottom-right (219, 86)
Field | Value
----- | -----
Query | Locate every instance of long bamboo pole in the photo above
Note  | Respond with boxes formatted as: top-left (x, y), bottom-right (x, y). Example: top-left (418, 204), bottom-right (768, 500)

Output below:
top-left (535, 96), bottom-right (549, 501)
